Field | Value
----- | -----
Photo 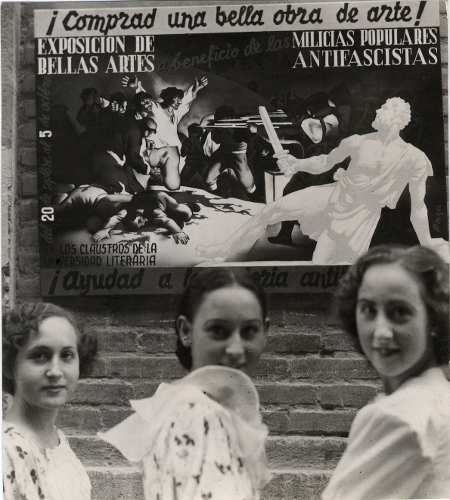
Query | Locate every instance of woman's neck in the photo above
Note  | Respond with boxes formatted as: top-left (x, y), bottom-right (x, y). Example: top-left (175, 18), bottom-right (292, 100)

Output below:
top-left (5, 399), bottom-right (59, 448)
top-left (382, 357), bottom-right (439, 395)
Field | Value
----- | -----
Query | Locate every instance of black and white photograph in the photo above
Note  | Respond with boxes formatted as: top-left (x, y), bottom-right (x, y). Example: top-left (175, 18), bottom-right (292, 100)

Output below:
top-left (2, 1), bottom-right (449, 499)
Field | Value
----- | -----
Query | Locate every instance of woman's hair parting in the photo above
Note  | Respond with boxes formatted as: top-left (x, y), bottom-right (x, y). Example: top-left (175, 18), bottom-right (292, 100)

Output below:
top-left (2, 302), bottom-right (98, 395)
top-left (175, 268), bottom-right (268, 370)
top-left (335, 244), bottom-right (449, 364)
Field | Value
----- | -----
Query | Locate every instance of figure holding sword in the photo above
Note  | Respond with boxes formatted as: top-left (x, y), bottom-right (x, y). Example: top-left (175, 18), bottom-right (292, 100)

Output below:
top-left (197, 99), bottom-right (449, 265)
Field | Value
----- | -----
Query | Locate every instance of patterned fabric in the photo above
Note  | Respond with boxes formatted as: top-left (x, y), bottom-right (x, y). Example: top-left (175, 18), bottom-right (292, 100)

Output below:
top-left (3, 423), bottom-right (91, 500)
top-left (142, 400), bottom-right (256, 500)
top-left (99, 366), bottom-right (271, 500)
top-left (322, 368), bottom-right (450, 500)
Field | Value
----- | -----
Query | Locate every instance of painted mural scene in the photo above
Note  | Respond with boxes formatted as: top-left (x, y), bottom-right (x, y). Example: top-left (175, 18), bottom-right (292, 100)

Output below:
top-left (34, 1), bottom-right (449, 294)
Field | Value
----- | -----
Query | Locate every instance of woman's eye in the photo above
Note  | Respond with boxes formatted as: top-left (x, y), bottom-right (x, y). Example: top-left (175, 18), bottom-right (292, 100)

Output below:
top-left (359, 304), bottom-right (376, 318)
top-left (31, 352), bottom-right (49, 362)
top-left (389, 307), bottom-right (411, 323)
top-left (209, 326), bottom-right (228, 338)
top-left (241, 326), bottom-right (259, 339)
top-left (61, 350), bottom-right (77, 361)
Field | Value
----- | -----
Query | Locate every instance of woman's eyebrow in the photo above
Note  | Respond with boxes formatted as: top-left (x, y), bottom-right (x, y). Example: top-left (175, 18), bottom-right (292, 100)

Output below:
top-left (27, 344), bottom-right (52, 350)
top-left (204, 318), bottom-right (229, 324)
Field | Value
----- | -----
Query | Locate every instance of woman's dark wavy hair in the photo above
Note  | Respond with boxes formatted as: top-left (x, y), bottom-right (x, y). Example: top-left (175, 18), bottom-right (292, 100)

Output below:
top-left (160, 87), bottom-right (184, 104)
top-left (2, 302), bottom-right (98, 395)
top-left (175, 268), bottom-right (268, 370)
top-left (335, 245), bottom-right (449, 364)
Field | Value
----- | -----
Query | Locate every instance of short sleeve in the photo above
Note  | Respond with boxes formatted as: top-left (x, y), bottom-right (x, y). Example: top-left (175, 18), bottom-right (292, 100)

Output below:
top-left (141, 401), bottom-right (256, 500)
top-left (3, 426), bottom-right (47, 500)
top-left (322, 410), bottom-right (432, 500)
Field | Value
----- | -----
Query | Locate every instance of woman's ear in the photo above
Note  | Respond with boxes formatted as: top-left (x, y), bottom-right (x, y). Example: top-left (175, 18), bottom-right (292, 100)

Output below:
top-left (264, 317), bottom-right (270, 333)
top-left (176, 315), bottom-right (192, 347)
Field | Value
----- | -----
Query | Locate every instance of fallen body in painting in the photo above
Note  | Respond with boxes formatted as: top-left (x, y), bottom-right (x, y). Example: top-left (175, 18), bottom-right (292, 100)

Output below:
top-left (51, 185), bottom-right (318, 268)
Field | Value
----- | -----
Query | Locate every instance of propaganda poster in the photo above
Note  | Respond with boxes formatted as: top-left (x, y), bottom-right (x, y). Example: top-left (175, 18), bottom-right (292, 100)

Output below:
top-left (35, 0), bottom-right (449, 295)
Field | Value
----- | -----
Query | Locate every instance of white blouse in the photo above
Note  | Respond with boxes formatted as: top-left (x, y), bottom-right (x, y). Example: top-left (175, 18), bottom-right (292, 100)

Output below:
top-left (99, 366), bottom-right (271, 500)
top-left (149, 87), bottom-right (194, 151)
top-left (322, 367), bottom-right (450, 500)
top-left (3, 423), bottom-right (91, 500)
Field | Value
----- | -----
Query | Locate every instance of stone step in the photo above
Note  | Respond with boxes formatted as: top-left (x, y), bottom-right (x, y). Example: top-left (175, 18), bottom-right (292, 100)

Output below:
top-left (87, 466), bottom-right (143, 500)
top-left (60, 376), bottom-right (377, 436)
top-left (69, 434), bottom-right (347, 470)
top-left (87, 466), bottom-right (332, 500)
top-left (90, 353), bottom-right (378, 382)
top-left (72, 378), bottom-right (379, 408)
top-left (58, 403), bottom-right (357, 436)
top-left (94, 327), bottom-right (340, 355)
top-left (263, 469), bottom-right (332, 500)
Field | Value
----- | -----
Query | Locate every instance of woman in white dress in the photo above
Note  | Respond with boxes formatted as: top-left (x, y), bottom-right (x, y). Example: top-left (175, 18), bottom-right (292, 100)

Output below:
top-left (2, 302), bottom-right (98, 500)
top-left (100, 268), bottom-right (272, 500)
top-left (323, 244), bottom-right (450, 500)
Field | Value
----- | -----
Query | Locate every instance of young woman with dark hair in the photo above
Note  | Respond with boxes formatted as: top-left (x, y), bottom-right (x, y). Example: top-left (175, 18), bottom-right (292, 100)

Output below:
top-left (2, 302), bottom-right (97, 500)
top-left (323, 244), bottom-right (450, 500)
top-left (100, 268), bottom-right (272, 500)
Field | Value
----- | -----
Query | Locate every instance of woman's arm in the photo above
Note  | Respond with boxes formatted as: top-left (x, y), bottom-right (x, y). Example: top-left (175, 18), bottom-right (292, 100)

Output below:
top-left (323, 412), bottom-right (432, 500)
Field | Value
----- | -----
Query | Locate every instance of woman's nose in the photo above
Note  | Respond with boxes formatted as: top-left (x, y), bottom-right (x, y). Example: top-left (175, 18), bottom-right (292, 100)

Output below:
top-left (373, 314), bottom-right (394, 342)
top-left (46, 358), bottom-right (63, 377)
top-left (225, 331), bottom-right (245, 357)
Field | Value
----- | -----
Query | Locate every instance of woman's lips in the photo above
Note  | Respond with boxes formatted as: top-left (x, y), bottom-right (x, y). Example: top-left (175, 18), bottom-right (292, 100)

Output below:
top-left (42, 385), bottom-right (65, 392)
top-left (373, 347), bottom-right (400, 357)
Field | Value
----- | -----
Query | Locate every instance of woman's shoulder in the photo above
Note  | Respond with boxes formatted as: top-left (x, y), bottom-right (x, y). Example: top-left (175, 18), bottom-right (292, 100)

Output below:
top-left (356, 369), bottom-right (450, 449)
top-left (48, 428), bottom-right (92, 492)
top-left (153, 383), bottom-right (232, 423)
top-left (3, 422), bottom-right (39, 453)
top-left (378, 368), bottom-right (450, 417)
top-left (99, 383), bottom-right (231, 464)
top-left (2, 422), bottom-right (47, 484)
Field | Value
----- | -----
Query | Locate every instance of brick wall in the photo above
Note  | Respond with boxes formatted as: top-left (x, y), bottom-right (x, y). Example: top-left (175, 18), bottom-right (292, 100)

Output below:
top-left (1, 2), bottom-right (448, 499)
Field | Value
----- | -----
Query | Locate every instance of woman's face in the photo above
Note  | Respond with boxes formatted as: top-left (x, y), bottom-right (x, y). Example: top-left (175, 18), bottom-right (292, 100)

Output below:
top-left (356, 263), bottom-right (435, 393)
top-left (12, 316), bottom-right (80, 412)
top-left (178, 286), bottom-right (268, 376)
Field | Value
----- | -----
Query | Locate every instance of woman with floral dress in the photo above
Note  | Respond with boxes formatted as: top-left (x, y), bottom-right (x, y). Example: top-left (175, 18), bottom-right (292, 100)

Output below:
top-left (2, 302), bottom-right (97, 500)
top-left (100, 268), bottom-right (272, 500)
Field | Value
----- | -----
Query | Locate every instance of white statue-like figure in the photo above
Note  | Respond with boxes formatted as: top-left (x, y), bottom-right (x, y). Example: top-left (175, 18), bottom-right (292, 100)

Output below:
top-left (197, 98), bottom-right (449, 264)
